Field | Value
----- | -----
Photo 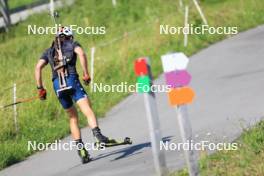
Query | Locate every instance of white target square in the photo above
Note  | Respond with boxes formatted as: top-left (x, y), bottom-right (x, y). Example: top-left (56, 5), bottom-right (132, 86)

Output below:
top-left (161, 52), bottom-right (189, 72)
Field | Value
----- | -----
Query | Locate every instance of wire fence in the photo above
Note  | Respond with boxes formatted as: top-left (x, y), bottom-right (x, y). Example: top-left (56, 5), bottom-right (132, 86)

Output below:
top-left (88, 0), bottom-right (208, 90)
top-left (0, 80), bottom-right (31, 95)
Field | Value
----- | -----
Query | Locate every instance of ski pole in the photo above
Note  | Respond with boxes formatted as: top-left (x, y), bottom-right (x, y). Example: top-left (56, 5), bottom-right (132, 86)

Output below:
top-left (0, 96), bottom-right (40, 109)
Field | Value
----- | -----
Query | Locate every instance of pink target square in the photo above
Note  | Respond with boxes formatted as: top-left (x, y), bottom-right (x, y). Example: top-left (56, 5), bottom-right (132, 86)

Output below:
top-left (165, 70), bottom-right (191, 88)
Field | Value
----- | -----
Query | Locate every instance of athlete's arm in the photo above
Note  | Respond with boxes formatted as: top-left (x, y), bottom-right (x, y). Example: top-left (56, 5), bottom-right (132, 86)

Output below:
top-left (75, 46), bottom-right (90, 77)
top-left (35, 59), bottom-right (47, 88)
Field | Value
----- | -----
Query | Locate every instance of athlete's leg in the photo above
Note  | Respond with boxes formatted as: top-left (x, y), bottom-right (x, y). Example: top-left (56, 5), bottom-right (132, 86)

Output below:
top-left (76, 97), bottom-right (110, 143)
top-left (65, 106), bottom-right (81, 140)
top-left (54, 75), bottom-right (90, 163)
top-left (65, 105), bottom-right (91, 163)
top-left (76, 97), bottom-right (98, 129)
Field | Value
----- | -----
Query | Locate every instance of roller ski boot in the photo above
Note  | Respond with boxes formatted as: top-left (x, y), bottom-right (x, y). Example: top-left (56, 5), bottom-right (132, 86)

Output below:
top-left (78, 147), bottom-right (91, 164)
top-left (75, 139), bottom-right (91, 164)
top-left (92, 127), bottom-right (132, 149)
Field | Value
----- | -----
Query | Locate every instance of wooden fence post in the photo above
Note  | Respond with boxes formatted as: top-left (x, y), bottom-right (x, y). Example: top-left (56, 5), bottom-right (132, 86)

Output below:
top-left (0, 0), bottom-right (11, 32)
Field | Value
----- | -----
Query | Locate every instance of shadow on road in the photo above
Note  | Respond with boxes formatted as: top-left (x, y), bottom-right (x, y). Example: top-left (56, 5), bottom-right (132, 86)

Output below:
top-left (92, 136), bottom-right (173, 162)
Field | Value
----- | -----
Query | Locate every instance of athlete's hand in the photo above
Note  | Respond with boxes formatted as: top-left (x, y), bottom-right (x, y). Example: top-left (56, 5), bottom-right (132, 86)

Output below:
top-left (83, 74), bottom-right (91, 86)
top-left (38, 87), bottom-right (47, 100)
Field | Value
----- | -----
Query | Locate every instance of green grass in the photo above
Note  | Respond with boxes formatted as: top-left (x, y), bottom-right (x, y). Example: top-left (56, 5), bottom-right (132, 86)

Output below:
top-left (171, 120), bottom-right (264, 176)
top-left (8, 0), bottom-right (36, 9)
top-left (0, 0), bottom-right (264, 170)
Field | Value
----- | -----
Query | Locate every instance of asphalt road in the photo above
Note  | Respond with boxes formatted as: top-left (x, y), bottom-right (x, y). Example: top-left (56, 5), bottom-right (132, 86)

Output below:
top-left (0, 0), bottom-right (74, 28)
top-left (1, 25), bottom-right (264, 176)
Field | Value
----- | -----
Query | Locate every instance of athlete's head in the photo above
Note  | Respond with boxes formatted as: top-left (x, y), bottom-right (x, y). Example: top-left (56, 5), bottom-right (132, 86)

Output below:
top-left (56, 26), bottom-right (73, 40)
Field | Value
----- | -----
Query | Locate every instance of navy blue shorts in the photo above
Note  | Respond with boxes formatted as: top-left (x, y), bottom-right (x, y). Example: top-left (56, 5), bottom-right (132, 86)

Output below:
top-left (53, 74), bottom-right (88, 109)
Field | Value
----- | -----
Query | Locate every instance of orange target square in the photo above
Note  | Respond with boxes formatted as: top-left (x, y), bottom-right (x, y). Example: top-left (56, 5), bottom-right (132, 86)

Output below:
top-left (168, 87), bottom-right (195, 106)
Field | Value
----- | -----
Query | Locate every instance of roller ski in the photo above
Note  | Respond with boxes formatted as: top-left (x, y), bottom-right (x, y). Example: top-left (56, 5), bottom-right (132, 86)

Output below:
top-left (92, 127), bottom-right (132, 149)
top-left (77, 147), bottom-right (91, 164)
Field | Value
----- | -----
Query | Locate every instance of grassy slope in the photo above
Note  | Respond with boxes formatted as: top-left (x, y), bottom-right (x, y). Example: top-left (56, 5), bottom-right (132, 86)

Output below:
top-left (0, 0), bottom-right (264, 170)
top-left (8, 0), bottom-right (36, 9)
top-left (172, 121), bottom-right (264, 176)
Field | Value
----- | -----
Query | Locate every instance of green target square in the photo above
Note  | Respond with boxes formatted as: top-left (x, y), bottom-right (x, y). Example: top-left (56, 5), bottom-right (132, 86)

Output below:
top-left (137, 76), bottom-right (151, 93)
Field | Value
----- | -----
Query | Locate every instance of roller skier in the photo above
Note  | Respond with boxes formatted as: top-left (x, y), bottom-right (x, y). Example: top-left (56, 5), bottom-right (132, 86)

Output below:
top-left (35, 26), bottom-right (131, 164)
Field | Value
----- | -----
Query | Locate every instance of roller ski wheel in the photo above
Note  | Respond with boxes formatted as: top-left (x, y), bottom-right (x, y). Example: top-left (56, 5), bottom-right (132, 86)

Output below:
top-left (94, 137), bottom-right (132, 149)
top-left (78, 148), bottom-right (91, 164)
top-left (124, 137), bottom-right (132, 144)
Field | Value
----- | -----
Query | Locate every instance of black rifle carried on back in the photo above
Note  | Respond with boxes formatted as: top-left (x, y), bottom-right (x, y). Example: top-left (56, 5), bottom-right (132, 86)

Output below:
top-left (51, 12), bottom-right (73, 97)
